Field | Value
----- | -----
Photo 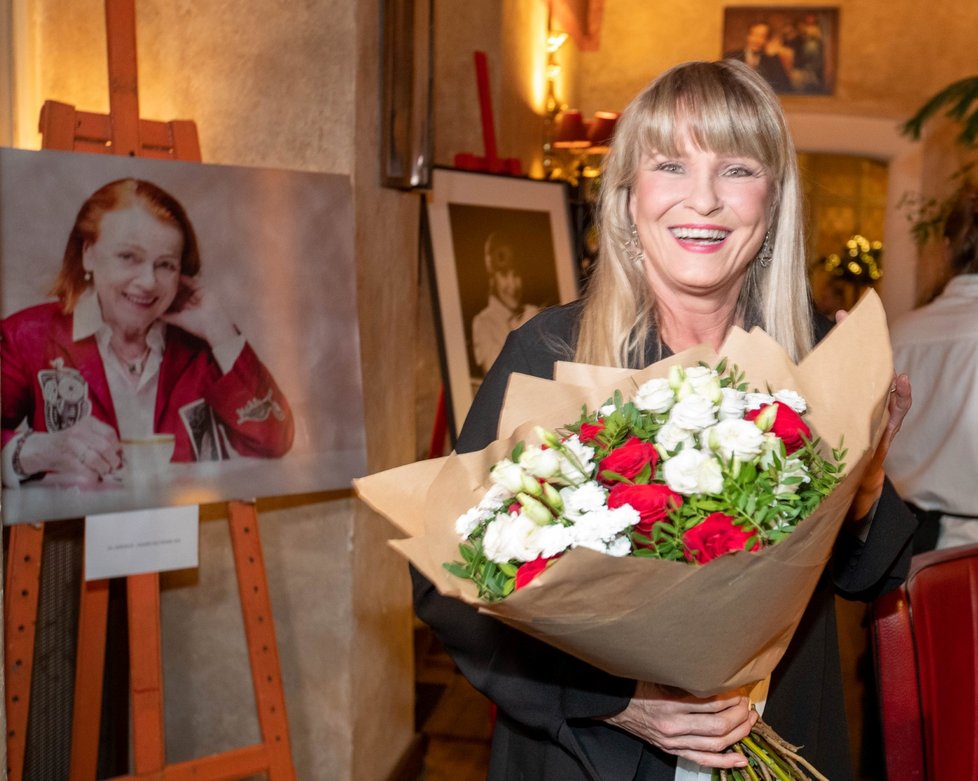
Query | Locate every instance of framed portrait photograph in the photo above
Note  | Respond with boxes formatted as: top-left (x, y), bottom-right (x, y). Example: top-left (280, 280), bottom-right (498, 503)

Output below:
top-left (425, 168), bottom-right (578, 439)
top-left (722, 6), bottom-right (838, 95)
top-left (0, 148), bottom-right (367, 524)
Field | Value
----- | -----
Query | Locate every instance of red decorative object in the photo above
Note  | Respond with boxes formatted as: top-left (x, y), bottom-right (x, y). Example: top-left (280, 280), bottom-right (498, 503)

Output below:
top-left (587, 110), bottom-right (620, 148)
top-left (453, 51), bottom-right (523, 176)
top-left (553, 109), bottom-right (590, 148)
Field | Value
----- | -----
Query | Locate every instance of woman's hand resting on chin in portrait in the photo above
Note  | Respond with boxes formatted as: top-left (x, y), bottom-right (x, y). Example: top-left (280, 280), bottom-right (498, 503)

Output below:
top-left (160, 274), bottom-right (239, 349)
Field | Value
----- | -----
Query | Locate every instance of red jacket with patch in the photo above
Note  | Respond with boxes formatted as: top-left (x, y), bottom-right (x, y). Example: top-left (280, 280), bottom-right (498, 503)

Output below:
top-left (1, 302), bottom-right (294, 463)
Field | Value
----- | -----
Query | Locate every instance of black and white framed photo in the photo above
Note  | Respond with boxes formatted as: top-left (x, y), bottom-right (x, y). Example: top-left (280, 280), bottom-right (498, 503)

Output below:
top-left (425, 168), bottom-right (579, 439)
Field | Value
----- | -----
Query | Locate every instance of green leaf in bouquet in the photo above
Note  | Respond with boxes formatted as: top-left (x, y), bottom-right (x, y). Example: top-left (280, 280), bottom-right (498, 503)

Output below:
top-left (599, 468), bottom-right (634, 484)
top-left (511, 440), bottom-right (525, 463)
top-left (459, 543), bottom-right (477, 564)
top-left (443, 561), bottom-right (471, 580)
top-left (498, 561), bottom-right (518, 577)
top-left (634, 462), bottom-right (653, 484)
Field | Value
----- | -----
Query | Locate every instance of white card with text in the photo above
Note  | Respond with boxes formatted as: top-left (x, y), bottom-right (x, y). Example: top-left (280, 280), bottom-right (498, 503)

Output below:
top-left (85, 505), bottom-right (199, 580)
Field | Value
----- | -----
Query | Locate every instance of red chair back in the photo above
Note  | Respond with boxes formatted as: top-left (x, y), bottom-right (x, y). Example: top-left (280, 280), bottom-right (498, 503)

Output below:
top-left (871, 544), bottom-right (978, 781)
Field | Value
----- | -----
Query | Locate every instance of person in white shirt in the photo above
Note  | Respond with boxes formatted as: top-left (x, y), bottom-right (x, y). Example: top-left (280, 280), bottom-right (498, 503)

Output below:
top-left (885, 184), bottom-right (978, 550)
top-left (470, 230), bottom-right (540, 376)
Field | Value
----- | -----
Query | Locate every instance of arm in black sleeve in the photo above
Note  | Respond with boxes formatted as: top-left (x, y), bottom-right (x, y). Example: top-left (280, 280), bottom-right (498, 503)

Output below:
top-left (833, 477), bottom-right (917, 601)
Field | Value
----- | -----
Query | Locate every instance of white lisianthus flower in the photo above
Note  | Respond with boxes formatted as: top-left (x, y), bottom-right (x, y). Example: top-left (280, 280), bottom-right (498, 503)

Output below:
top-left (684, 365), bottom-right (723, 403)
top-left (775, 455), bottom-right (811, 495)
top-left (519, 445), bottom-right (561, 479)
top-left (534, 523), bottom-right (575, 558)
top-left (599, 402), bottom-right (616, 417)
top-left (560, 481), bottom-right (608, 517)
top-left (490, 459), bottom-right (530, 494)
top-left (668, 394), bottom-right (718, 432)
top-left (604, 536), bottom-right (633, 557)
top-left (555, 435), bottom-right (595, 484)
top-left (759, 433), bottom-right (785, 469)
top-left (479, 482), bottom-right (510, 510)
top-left (571, 505), bottom-right (640, 548)
top-left (578, 534), bottom-right (633, 557)
top-left (483, 512), bottom-right (542, 563)
top-left (719, 386), bottom-right (748, 421)
top-left (703, 419), bottom-right (766, 462)
top-left (576, 537), bottom-right (609, 555)
top-left (745, 391), bottom-right (776, 411)
top-left (455, 483), bottom-right (510, 538)
top-left (655, 421), bottom-right (697, 455)
top-left (773, 389), bottom-right (807, 414)
top-left (633, 377), bottom-right (676, 413)
top-left (667, 364), bottom-right (685, 391)
top-left (455, 507), bottom-right (484, 539)
top-left (663, 448), bottom-right (724, 495)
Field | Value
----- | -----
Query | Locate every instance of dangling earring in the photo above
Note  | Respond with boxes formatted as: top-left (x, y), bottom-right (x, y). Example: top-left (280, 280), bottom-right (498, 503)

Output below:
top-left (623, 223), bottom-right (645, 266)
top-left (756, 230), bottom-right (774, 268)
top-left (84, 270), bottom-right (93, 283)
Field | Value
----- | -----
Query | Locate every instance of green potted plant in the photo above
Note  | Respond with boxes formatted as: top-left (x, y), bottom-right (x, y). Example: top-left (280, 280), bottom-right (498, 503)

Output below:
top-left (900, 75), bottom-right (978, 247)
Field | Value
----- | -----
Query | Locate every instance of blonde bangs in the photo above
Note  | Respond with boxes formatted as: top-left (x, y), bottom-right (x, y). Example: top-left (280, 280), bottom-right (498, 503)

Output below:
top-left (631, 62), bottom-right (789, 184)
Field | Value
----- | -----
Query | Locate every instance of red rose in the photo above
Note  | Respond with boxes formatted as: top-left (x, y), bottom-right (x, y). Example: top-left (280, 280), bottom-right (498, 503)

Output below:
top-left (683, 512), bottom-right (759, 564)
top-left (514, 555), bottom-right (557, 590)
top-left (745, 402), bottom-right (811, 454)
top-left (598, 437), bottom-right (658, 484)
top-left (579, 421), bottom-right (606, 445)
top-left (607, 483), bottom-right (682, 535)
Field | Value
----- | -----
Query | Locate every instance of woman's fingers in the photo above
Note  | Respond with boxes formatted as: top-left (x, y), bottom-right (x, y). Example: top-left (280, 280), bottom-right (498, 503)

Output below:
top-left (606, 682), bottom-right (757, 768)
top-left (75, 417), bottom-right (124, 472)
top-left (885, 372), bottom-right (912, 441)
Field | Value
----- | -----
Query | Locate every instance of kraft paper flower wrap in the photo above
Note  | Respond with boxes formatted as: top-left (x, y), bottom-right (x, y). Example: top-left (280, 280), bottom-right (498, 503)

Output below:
top-left (354, 291), bottom-right (893, 698)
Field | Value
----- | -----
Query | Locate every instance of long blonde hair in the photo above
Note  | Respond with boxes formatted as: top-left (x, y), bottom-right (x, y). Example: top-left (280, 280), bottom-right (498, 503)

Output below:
top-left (575, 59), bottom-right (812, 367)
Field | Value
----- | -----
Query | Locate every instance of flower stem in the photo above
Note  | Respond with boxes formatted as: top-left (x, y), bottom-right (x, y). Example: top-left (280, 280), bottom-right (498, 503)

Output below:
top-left (732, 745), bottom-right (763, 781)
top-left (740, 735), bottom-right (794, 781)
top-left (752, 721), bottom-right (830, 781)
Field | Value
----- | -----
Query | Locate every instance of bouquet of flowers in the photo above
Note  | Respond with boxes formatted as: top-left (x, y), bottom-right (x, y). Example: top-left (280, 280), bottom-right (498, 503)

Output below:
top-left (355, 292), bottom-right (893, 779)
top-left (447, 360), bottom-right (846, 603)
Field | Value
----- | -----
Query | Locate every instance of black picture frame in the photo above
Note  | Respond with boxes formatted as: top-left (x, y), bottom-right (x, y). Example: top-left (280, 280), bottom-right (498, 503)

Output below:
top-left (424, 168), bottom-right (579, 438)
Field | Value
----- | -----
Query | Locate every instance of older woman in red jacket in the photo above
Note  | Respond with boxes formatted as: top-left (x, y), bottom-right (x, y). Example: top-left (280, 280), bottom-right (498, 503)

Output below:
top-left (2, 178), bottom-right (293, 486)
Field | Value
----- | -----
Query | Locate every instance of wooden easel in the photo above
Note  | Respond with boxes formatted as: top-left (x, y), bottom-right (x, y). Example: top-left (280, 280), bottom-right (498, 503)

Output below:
top-left (4, 2), bottom-right (296, 778)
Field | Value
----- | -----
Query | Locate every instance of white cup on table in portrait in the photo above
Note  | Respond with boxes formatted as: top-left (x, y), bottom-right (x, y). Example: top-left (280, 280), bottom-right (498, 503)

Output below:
top-left (120, 434), bottom-right (176, 486)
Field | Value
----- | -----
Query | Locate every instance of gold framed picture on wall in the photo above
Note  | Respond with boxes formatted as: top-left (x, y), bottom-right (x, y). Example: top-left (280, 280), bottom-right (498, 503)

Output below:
top-left (722, 6), bottom-right (838, 95)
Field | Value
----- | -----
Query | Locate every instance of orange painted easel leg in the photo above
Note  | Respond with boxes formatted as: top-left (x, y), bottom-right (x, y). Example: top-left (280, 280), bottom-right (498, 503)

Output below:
top-left (69, 576), bottom-right (110, 781)
top-left (227, 501), bottom-right (297, 780)
top-left (4, 525), bottom-right (44, 781)
top-left (127, 572), bottom-right (165, 773)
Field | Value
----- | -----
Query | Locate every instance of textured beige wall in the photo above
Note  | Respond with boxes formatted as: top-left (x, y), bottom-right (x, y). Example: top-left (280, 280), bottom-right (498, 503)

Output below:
top-left (28, 0), bottom-right (356, 172)
top-left (17, 1), bottom-right (416, 779)
top-left (433, 0), bottom-right (978, 174)
top-left (572, 0), bottom-right (978, 123)
top-left (431, 0), bottom-right (978, 312)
